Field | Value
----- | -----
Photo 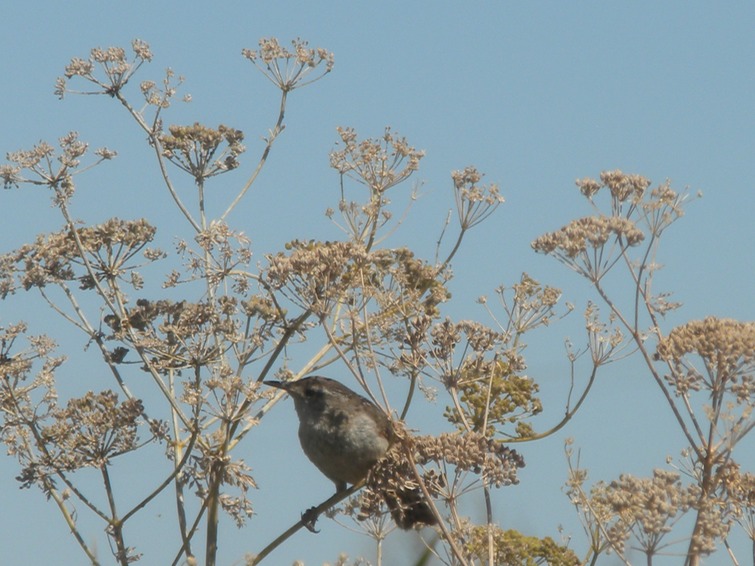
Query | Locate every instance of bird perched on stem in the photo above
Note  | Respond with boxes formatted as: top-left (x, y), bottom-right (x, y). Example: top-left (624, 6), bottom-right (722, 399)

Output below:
top-left (265, 376), bottom-right (436, 530)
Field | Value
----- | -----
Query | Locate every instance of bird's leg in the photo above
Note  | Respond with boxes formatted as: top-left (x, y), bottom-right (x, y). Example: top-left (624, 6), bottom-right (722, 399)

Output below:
top-left (301, 481), bottom-right (350, 533)
top-left (301, 507), bottom-right (320, 533)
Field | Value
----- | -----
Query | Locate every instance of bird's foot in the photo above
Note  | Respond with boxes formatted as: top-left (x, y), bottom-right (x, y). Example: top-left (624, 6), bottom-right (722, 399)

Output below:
top-left (301, 506), bottom-right (320, 533)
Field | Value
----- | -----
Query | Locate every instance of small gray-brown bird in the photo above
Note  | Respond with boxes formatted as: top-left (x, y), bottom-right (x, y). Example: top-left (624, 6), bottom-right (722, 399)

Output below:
top-left (265, 376), bottom-right (436, 529)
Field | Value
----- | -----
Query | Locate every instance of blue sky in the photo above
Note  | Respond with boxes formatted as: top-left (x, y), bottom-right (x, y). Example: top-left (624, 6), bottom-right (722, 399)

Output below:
top-left (1, 2), bottom-right (753, 565)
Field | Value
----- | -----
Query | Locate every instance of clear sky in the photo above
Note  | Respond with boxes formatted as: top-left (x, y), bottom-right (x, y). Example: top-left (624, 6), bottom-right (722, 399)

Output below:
top-left (1, 2), bottom-right (753, 565)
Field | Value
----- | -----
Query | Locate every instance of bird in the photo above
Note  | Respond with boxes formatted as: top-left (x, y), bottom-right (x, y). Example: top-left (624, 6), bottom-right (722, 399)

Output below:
top-left (264, 376), bottom-right (436, 529)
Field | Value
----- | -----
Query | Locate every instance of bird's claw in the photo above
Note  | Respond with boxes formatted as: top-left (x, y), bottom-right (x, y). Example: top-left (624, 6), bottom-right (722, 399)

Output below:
top-left (301, 506), bottom-right (320, 533)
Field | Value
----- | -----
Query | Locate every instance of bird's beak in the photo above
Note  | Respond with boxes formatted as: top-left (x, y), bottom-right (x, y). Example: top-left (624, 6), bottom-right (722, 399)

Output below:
top-left (263, 380), bottom-right (289, 391)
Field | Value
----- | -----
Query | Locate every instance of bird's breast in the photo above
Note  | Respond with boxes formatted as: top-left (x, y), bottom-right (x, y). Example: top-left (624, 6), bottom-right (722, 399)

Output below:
top-left (297, 407), bottom-right (390, 486)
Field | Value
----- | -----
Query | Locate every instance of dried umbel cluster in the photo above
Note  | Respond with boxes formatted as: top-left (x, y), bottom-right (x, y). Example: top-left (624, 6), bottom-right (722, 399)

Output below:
top-left (532, 170), bottom-right (694, 283)
top-left (414, 431), bottom-right (525, 488)
top-left (56, 39), bottom-right (153, 98)
top-left (574, 169), bottom-right (689, 228)
top-left (354, 431), bottom-right (524, 528)
top-left (330, 126), bottom-right (425, 195)
top-left (0, 324), bottom-right (167, 494)
top-left (0, 218), bottom-right (158, 298)
top-left (353, 444), bottom-right (442, 530)
top-left (0, 323), bottom-right (62, 410)
top-left (31, 391), bottom-right (147, 475)
top-left (430, 319), bottom-right (505, 363)
top-left (531, 215), bottom-right (645, 282)
top-left (577, 169), bottom-right (651, 205)
top-left (159, 123), bottom-right (245, 180)
top-left (0, 132), bottom-right (116, 206)
top-left (327, 126), bottom-right (429, 247)
top-left (565, 465), bottom-right (726, 558)
top-left (498, 273), bottom-right (563, 331)
top-left (583, 302), bottom-right (626, 365)
top-left (104, 298), bottom-right (241, 370)
top-left (264, 240), bottom-right (448, 317)
top-left (452, 166), bottom-right (505, 231)
top-left (241, 37), bottom-right (334, 91)
top-left (655, 317), bottom-right (755, 399)
top-left (531, 215), bottom-right (644, 259)
top-left (164, 222), bottom-right (254, 293)
top-left (596, 470), bottom-right (700, 554)
top-left (265, 240), bottom-right (368, 314)
top-left (719, 463), bottom-right (755, 537)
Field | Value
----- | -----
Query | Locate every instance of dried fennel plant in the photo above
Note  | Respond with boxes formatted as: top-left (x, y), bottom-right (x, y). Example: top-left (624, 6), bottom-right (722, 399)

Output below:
top-left (5, 37), bottom-right (744, 566)
top-left (535, 171), bottom-right (755, 565)
top-left (286, 130), bottom-right (582, 565)
top-left (0, 37), bottom-right (582, 566)
top-left (2, 38), bottom-right (336, 566)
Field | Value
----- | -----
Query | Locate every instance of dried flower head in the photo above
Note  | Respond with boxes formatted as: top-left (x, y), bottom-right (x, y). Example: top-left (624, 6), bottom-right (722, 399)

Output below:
top-left (493, 273), bottom-right (565, 334)
top-left (165, 222), bottom-right (253, 295)
top-left (599, 170), bottom-right (650, 202)
top-left (533, 215), bottom-right (644, 258)
top-left (2, 133), bottom-right (116, 207)
top-left (0, 323), bottom-right (63, 428)
top-left (1, 218), bottom-right (157, 297)
top-left (594, 470), bottom-right (701, 556)
top-left (56, 39), bottom-right (152, 98)
top-left (531, 215), bottom-right (644, 280)
top-left (104, 298), bottom-right (243, 372)
top-left (415, 431), bottom-right (525, 488)
top-left (355, 442), bottom-right (442, 529)
top-left (718, 463), bottom-right (755, 537)
top-left (687, 494), bottom-right (731, 556)
top-left (242, 37), bottom-right (333, 91)
top-left (584, 302), bottom-right (625, 365)
top-left (452, 166), bottom-right (504, 230)
top-left (184, 449), bottom-right (257, 528)
top-left (265, 241), bottom-right (448, 317)
top-left (265, 240), bottom-right (368, 314)
top-left (566, 464), bottom-right (709, 559)
top-left (330, 126), bottom-right (425, 195)
top-left (356, 430), bottom-right (522, 528)
top-left (656, 317), bottom-right (755, 402)
top-left (138, 67), bottom-right (187, 110)
top-left (159, 123), bottom-right (245, 181)
top-left (575, 170), bottom-right (695, 240)
top-left (37, 391), bottom-right (144, 472)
